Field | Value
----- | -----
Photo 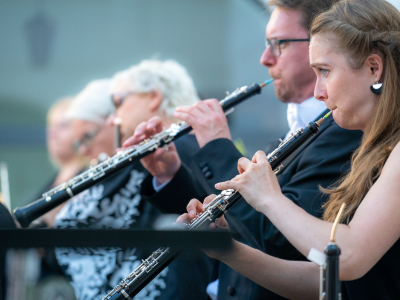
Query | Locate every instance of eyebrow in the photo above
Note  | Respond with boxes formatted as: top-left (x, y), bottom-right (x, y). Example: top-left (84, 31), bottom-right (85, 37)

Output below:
top-left (310, 62), bottom-right (330, 68)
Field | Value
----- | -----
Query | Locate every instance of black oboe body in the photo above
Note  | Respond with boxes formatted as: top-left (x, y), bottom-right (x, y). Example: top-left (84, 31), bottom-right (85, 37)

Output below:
top-left (14, 81), bottom-right (271, 228)
top-left (102, 114), bottom-right (329, 300)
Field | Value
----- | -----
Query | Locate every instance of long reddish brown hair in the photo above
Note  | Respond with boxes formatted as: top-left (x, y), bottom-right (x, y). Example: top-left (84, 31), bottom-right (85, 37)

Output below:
top-left (311, 0), bottom-right (400, 222)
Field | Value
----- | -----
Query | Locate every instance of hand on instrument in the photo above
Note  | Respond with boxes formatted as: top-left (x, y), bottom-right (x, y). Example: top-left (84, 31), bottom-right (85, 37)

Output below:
top-left (176, 194), bottom-right (230, 230)
top-left (215, 151), bottom-right (284, 213)
top-left (122, 116), bottom-right (181, 184)
top-left (174, 99), bottom-right (232, 148)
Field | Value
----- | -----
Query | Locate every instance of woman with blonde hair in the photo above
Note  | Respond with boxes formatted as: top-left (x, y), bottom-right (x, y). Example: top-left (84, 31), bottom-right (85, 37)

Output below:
top-left (35, 98), bottom-right (87, 227)
top-left (181, 0), bottom-right (400, 299)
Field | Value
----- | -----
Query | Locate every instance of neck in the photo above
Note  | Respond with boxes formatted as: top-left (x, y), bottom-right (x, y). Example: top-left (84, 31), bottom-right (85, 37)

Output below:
top-left (289, 81), bottom-right (316, 104)
top-left (290, 91), bottom-right (314, 104)
top-left (57, 157), bottom-right (85, 170)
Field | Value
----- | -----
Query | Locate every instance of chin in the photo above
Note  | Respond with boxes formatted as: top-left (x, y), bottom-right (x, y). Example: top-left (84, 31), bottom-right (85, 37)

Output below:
top-left (332, 112), bottom-right (356, 131)
top-left (331, 111), bottom-right (346, 129)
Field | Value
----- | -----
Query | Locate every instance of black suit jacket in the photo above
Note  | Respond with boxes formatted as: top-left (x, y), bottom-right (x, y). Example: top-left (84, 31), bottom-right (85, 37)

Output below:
top-left (141, 115), bottom-right (362, 300)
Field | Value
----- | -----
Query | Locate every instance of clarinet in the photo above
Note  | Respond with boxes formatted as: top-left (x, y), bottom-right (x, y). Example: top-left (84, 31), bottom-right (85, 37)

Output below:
top-left (13, 80), bottom-right (273, 228)
top-left (102, 110), bottom-right (332, 300)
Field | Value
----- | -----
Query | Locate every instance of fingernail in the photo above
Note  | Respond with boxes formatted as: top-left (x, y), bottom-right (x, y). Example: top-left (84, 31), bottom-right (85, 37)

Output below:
top-left (202, 204), bottom-right (206, 209)
top-left (215, 183), bottom-right (219, 188)
top-left (189, 210), bottom-right (195, 216)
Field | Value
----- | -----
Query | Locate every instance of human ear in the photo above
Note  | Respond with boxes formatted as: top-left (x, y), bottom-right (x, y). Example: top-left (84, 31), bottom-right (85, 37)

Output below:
top-left (148, 90), bottom-right (163, 112)
top-left (365, 54), bottom-right (384, 82)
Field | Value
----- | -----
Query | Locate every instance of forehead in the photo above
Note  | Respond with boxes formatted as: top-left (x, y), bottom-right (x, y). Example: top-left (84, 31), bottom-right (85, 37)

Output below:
top-left (49, 108), bottom-right (68, 123)
top-left (267, 7), bottom-right (307, 38)
top-left (110, 78), bottom-right (133, 94)
top-left (72, 119), bottom-right (99, 131)
top-left (309, 33), bottom-right (339, 64)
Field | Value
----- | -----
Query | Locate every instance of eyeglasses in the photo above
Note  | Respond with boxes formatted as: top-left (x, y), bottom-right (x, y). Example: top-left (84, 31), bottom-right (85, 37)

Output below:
top-left (72, 127), bottom-right (101, 151)
top-left (111, 91), bottom-right (137, 109)
top-left (265, 38), bottom-right (310, 57)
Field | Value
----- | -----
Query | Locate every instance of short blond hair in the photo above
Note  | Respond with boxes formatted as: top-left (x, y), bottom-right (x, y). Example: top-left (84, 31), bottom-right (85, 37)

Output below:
top-left (47, 97), bottom-right (74, 125)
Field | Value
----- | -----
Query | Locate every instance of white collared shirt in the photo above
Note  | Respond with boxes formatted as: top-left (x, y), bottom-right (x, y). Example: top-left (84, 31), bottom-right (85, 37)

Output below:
top-left (284, 97), bottom-right (328, 141)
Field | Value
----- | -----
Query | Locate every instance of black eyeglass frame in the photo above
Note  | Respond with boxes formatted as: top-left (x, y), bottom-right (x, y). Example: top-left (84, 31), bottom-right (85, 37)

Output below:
top-left (72, 127), bottom-right (102, 151)
top-left (265, 38), bottom-right (310, 57)
top-left (110, 91), bottom-right (137, 109)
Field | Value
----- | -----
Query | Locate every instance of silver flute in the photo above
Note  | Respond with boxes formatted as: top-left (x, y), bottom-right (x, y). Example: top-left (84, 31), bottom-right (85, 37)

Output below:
top-left (102, 110), bottom-right (332, 300)
top-left (13, 80), bottom-right (273, 228)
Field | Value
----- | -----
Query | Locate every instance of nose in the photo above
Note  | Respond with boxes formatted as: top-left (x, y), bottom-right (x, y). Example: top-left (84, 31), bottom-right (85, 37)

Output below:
top-left (314, 78), bottom-right (328, 102)
top-left (78, 143), bottom-right (91, 156)
top-left (260, 46), bottom-right (277, 68)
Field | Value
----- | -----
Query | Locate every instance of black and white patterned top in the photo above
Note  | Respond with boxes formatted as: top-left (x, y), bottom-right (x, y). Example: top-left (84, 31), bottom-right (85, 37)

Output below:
top-left (54, 135), bottom-right (213, 300)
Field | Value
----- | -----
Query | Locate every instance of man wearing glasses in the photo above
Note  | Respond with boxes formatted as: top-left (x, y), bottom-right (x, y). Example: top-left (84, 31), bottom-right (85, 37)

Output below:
top-left (54, 60), bottom-right (213, 300)
top-left (125, 1), bottom-right (362, 299)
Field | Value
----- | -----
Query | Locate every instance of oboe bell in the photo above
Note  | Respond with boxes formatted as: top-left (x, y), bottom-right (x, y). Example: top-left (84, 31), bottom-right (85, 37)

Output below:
top-left (324, 202), bottom-right (345, 300)
top-left (308, 201), bottom-right (344, 300)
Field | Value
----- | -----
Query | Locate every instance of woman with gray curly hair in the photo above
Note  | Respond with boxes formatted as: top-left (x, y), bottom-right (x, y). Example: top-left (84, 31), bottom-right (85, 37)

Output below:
top-left (110, 59), bottom-right (199, 142)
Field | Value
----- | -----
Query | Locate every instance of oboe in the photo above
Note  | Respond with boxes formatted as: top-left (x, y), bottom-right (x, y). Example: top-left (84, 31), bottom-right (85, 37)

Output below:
top-left (14, 80), bottom-right (273, 228)
top-left (102, 110), bottom-right (332, 300)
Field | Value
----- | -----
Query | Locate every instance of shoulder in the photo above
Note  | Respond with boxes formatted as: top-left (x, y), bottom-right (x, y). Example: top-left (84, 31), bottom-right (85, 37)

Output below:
top-left (381, 141), bottom-right (400, 176)
top-left (390, 140), bottom-right (400, 157)
top-left (320, 117), bottom-right (363, 139)
top-left (309, 117), bottom-right (363, 152)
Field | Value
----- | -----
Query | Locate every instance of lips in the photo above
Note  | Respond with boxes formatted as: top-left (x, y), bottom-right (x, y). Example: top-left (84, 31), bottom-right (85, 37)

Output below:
top-left (323, 100), bottom-right (336, 111)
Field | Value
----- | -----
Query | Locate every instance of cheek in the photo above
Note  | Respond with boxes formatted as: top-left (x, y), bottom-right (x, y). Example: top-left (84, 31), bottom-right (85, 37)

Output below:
top-left (56, 130), bottom-right (71, 143)
top-left (98, 128), bottom-right (113, 144)
top-left (71, 125), bottom-right (84, 140)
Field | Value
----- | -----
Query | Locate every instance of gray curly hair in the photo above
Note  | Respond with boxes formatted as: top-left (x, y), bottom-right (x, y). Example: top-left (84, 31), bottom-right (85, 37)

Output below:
top-left (110, 59), bottom-right (199, 118)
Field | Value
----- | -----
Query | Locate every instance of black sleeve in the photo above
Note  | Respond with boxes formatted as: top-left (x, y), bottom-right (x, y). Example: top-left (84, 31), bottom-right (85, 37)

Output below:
top-left (140, 138), bottom-right (244, 214)
top-left (140, 161), bottom-right (208, 214)
top-left (190, 138), bottom-right (243, 193)
top-left (227, 122), bottom-right (362, 258)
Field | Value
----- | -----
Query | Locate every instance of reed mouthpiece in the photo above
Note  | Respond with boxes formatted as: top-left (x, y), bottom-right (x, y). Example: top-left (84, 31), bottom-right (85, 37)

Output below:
top-left (259, 79), bottom-right (274, 88)
top-left (316, 110), bottom-right (332, 126)
top-left (324, 110), bottom-right (333, 119)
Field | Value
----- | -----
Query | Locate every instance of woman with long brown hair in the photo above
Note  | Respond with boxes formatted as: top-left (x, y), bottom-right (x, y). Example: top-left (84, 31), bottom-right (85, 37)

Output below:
top-left (180, 0), bottom-right (400, 299)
